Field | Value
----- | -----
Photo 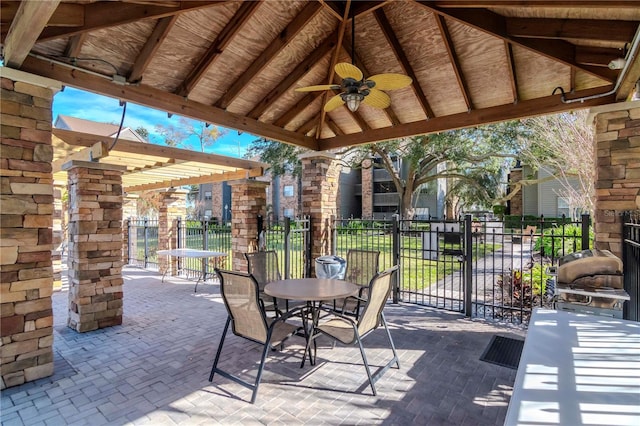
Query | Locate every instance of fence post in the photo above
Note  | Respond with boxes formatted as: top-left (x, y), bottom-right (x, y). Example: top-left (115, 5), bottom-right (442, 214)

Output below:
top-left (144, 218), bottom-right (149, 269)
top-left (305, 216), bottom-right (312, 277)
top-left (581, 213), bottom-right (590, 250)
top-left (331, 215), bottom-right (337, 255)
top-left (464, 214), bottom-right (473, 317)
top-left (176, 217), bottom-right (182, 249)
top-left (284, 217), bottom-right (291, 279)
top-left (125, 219), bottom-right (130, 265)
top-left (392, 214), bottom-right (400, 303)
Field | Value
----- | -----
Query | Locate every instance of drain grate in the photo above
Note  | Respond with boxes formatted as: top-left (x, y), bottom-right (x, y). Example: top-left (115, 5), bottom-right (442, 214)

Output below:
top-left (480, 335), bottom-right (524, 370)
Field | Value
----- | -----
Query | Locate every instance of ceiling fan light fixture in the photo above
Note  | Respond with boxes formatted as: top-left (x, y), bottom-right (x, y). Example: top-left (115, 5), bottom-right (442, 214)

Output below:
top-left (342, 92), bottom-right (364, 112)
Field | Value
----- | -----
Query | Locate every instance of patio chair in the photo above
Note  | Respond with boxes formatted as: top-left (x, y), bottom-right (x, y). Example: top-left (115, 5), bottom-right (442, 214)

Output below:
top-left (209, 269), bottom-right (303, 404)
top-left (305, 265), bottom-right (400, 396)
top-left (337, 249), bottom-right (380, 318)
top-left (245, 250), bottom-right (285, 316)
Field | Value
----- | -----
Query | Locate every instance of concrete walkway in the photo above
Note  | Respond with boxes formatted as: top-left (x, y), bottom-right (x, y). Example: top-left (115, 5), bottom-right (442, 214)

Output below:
top-left (1, 267), bottom-right (525, 425)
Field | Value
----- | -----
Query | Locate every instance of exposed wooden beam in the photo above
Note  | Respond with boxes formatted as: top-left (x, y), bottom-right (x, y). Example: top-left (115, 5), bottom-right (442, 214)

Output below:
top-left (273, 92), bottom-right (324, 127)
top-left (434, 14), bottom-right (473, 111)
top-left (125, 168), bottom-right (263, 192)
top-left (419, 4), bottom-right (616, 83)
top-left (318, 0), bottom-right (344, 21)
top-left (52, 128), bottom-right (267, 169)
top-left (128, 15), bottom-right (178, 83)
top-left (576, 46), bottom-right (626, 67)
top-left (330, 89), bottom-right (369, 131)
top-left (37, 1), bottom-right (224, 42)
top-left (318, 0), bottom-right (352, 138)
top-left (506, 18), bottom-right (638, 43)
top-left (24, 56), bottom-right (317, 149)
top-left (504, 41), bottom-right (519, 104)
top-left (3, 1), bottom-right (60, 68)
top-left (318, 85), bottom-right (616, 150)
top-left (216, 2), bottom-right (323, 109)
top-left (326, 118), bottom-right (344, 136)
top-left (63, 33), bottom-right (87, 58)
top-left (297, 114), bottom-right (320, 135)
top-left (248, 32), bottom-right (337, 120)
top-left (1, 2), bottom-right (83, 27)
top-left (352, 1), bottom-right (391, 18)
top-left (52, 141), bottom-right (109, 173)
top-left (177, 1), bottom-right (260, 97)
top-left (373, 8), bottom-right (435, 118)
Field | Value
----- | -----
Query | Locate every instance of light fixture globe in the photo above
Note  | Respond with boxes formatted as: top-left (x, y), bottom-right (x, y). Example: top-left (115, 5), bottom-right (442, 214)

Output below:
top-left (341, 92), bottom-right (365, 112)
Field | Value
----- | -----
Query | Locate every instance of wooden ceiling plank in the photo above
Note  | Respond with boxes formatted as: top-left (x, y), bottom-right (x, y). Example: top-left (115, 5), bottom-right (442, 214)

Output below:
top-left (352, 1), bottom-right (391, 18)
top-left (434, 14), bottom-right (473, 111)
top-left (217, 2), bottom-right (323, 109)
top-left (63, 33), bottom-right (87, 58)
top-left (506, 18), bottom-right (638, 43)
top-left (248, 32), bottom-right (337, 120)
top-left (373, 9), bottom-right (435, 118)
top-left (419, 4), bottom-right (617, 83)
top-left (326, 118), bottom-right (344, 136)
top-left (318, 1), bottom-right (345, 21)
top-left (318, 85), bottom-right (616, 150)
top-left (37, 1), bottom-right (225, 42)
top-left (3, 1), bottom-right (60, 68)
top-left (297, 114), bottom-right (320, 135)
top-left (177, 1), bottom-right (261, 97)
top-left (25, 56), bottom-right (317, 149)
top-left (504, 41), bottom-right (519, 104)
top-left (318, 0), bottom-right (352, 138)
top-left (126, 168), bottom-right (263, 192)
top-left (128, 15), bottom-right (178, 83)
top-left (273, 92), bottom-right (324, 127)
top-left (433, 1), bottom-right (640, 7)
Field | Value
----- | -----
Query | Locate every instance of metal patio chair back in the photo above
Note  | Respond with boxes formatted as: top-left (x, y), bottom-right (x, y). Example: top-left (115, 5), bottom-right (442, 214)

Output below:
top-left (307, 265), bottom-right (400, 395)
top-left (209, 269), bottom-right (299, 403)
top-left (339, 249), bottom-right (380, 317)
top-left (245, 250), bottom-right (283, 315)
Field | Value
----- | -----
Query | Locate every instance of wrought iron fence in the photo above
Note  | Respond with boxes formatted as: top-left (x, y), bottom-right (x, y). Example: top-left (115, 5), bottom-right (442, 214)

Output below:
top-left (176, 219), bottom-right (232, 280)
top-left (126, 218), bottom-right (159, 270)
top-left (264, 216), bottom-right (311, 279)
top-left (623, 211), bottom-right (640, 321)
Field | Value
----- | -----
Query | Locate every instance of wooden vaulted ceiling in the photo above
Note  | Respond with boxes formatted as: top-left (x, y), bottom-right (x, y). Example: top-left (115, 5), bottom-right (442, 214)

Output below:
top-left (2, 0), bottom-right (640, 151)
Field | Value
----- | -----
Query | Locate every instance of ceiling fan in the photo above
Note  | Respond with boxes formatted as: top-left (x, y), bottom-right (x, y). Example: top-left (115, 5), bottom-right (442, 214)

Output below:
top-left (295, 63), bottom-right (412, 112)
top-left (294, 11), bottom-right (412, 113)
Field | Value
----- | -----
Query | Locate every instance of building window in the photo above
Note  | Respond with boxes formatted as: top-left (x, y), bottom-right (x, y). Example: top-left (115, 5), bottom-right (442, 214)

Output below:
top-left (557, 197), bottom-right (570, 217)
top-left (204, 209), bottom-right (212, 218)
top-left (284, 208), bottom-right (294, 218)
top-left (283, 185), bottom-right (294, 197)
top-left (204, 191), bottom-right (212, 201)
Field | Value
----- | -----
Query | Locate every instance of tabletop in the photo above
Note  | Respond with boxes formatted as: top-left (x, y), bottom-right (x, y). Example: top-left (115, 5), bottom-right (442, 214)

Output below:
top-left (156, 248), bottom-right (226, 258)
top-left (265, 278), bottom-right (360, 301)
top-left (504, 308), bottom-right (640, 426)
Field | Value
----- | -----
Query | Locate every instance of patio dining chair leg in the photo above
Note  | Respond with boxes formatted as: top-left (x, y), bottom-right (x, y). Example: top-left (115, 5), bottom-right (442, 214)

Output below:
top-left (381, 312), bottom-right (400, 370)
top-left (355, 334), bottom-right (377, 396)
top-left (209, 316), bottom-right (231, 381)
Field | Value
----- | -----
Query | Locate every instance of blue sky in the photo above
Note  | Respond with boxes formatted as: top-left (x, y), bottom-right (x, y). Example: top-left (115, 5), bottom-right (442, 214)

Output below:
top-left (52, 87), bottom-right (257, 158)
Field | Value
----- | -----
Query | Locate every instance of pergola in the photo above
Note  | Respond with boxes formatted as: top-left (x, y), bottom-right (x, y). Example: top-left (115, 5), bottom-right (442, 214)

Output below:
top-left (2, 0), bottom-right (639, 150)
top-left (2, 0), bottom-right (640, 391)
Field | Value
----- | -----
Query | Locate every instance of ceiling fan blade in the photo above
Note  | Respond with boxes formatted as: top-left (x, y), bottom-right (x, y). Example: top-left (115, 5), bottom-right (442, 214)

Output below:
top-left (367, 73), bottom-right (413, 90)
top-left (295, 84), bottom-right (341, 92)
top-left (324, 94), bottom-right (345, 112)
top-left (363, 88), bottom-right (391, 109)
top-left (335, 63), bottom-right (363, 81)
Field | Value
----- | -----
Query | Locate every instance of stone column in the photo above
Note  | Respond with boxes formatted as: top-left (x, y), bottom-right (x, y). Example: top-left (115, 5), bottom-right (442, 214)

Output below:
top-left (590, 101), bottom-right (640, 259)
top-left (121, 194), bottom-right (138, 265)
top-left (64, 161), bottom-right (125, 332)
top-left (301, 152), bottom-right (341, 272)
top-left (361, 158), bottom-right (373, 219)
top-left (228, 179), bottom-right (269, 272)
top-left (158, 188), bottom-right (188, 275)
top-left (0, 68), bottom-right (60, 389)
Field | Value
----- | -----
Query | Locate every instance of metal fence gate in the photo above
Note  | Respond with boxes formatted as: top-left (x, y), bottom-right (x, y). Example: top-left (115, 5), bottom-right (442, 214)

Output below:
top-left (623, 211), bottom-right (640, 321)
top-left (263, 216), bottom-right (311, 279)
top-left (126, 218), bottom-right (159, 270)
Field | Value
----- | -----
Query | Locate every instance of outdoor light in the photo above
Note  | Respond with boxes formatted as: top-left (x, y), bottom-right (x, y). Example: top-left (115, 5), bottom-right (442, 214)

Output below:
top-left (342, 92), bottom-right (364, 112)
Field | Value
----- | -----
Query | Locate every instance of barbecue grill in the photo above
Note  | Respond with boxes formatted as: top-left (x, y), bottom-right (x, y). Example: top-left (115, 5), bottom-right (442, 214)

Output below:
top-left (554, 249), bottom-right (629, 318)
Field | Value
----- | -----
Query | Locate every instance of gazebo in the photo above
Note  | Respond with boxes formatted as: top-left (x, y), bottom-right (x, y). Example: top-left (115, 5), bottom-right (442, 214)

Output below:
top-left (1, 0), bottom-right (639, 388)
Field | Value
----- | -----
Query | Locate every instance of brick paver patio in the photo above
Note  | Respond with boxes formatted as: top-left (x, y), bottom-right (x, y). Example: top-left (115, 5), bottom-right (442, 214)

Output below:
top-left (1, 267), bottom-right (525, 425)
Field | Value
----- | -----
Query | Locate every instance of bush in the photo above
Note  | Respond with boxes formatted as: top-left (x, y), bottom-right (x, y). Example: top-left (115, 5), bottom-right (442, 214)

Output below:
top-left (504, 215), bottom-right (574, 230)
top-left (534, 224), bottom-right (593, 257)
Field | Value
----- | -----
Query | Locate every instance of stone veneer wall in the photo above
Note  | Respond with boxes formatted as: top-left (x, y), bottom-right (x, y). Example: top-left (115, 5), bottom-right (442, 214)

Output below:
top-left (158, 189), bottom-right (187, 275)
top-left (1, 68), bottom-right (60, 389)
top-left (301, 153), bottom-right (341, 270)
top-left (508, 168), bottom-right (523, 216)
top-left (228, 180), bottom-right (268, 272)
top-left (361, 159), bottom-right (373, 219)
top-left (65, 161), bottom-right (125, 332)
top-left (211, 182), bottom-right (224, 221)
top-left (591, 101), bottom-right (640, 259)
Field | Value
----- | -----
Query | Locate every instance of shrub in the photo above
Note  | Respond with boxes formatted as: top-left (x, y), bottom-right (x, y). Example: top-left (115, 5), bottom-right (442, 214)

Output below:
top-left (534, 224), bottom-right (593, 257)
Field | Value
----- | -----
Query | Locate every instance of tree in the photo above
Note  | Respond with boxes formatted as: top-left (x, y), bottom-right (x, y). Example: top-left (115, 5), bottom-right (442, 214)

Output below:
top-left (514, 111), bottom-right (595, 217)
top-left (134, 126), bottom-right (149, 141)
top-left (244, 137), bottom-right (307, 177)
top-left (155, 117), bottom-right (225, 151)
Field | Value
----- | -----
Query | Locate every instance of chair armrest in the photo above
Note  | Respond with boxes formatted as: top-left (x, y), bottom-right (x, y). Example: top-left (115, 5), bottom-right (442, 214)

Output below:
top-left (316, 305), bottom-right (357, 325)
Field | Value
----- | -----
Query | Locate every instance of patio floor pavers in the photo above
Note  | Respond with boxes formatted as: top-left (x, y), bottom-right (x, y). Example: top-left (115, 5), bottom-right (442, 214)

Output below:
top-left (1, 267), bottom-right (525, 425)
